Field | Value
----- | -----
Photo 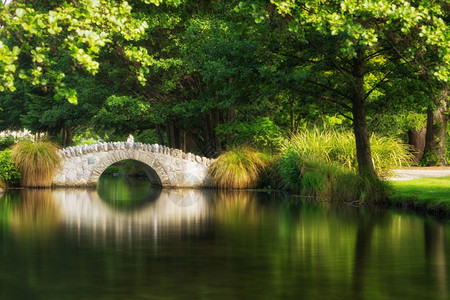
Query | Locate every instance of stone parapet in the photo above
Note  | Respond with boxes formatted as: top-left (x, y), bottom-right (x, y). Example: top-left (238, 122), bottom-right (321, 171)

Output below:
top-left (53, 142), bottom-right (214, 188)
top-left (59, 142), bottom-right (214, 167)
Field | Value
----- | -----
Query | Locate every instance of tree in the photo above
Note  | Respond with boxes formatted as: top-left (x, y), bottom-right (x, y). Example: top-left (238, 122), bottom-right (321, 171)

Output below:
top-left (0, 0), bottom-right (167, 103)
top-left (238, 0), bottom-right (449, 177)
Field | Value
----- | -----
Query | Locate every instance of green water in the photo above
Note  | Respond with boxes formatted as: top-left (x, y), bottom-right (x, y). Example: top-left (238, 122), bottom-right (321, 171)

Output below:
top-left (0, 176), bottom-right (449, 299)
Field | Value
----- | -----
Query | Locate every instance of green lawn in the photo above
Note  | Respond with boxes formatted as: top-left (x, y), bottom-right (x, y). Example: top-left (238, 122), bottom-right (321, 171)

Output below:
top-left (391, 177), bottom-right (450, 202)
top-left (389, 177), bottom-right (450, 217)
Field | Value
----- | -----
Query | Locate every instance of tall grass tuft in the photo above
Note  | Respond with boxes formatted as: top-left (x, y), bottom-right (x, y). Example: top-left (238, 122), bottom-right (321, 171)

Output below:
top-left (278, 129), bottom-right (403, 202)
top-left (11, 140), bottom-right (61, 187)
top-left (285, 129), bottom-right (413, 177)
top-left (209, 146), bottom-right (269, 189)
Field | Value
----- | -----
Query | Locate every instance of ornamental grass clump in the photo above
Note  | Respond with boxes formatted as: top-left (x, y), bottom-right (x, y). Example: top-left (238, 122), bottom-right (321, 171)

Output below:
top-left (285, 129), bottom-right (413, 177)
top-left (278, 129), bottom-right (403, 202)
top-left (11, 140), bottom-right (61, 187)
top-left (209, 146), bottom-right (269, 189)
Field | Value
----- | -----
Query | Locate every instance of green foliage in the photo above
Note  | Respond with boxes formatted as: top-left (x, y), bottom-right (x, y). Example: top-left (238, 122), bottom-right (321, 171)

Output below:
top-left (93, 95), bottom-right (153, 136)
top-left (276, 129), bottom-right (405, 202)
top-left (103, 160), bottom-right (146, 177)
top-left (419, 152), bottom-right (441, 167)
top-left (11, 140), bottom-right (61, 187)
top-left (209, 146), bottom-right (269, 189)
top-left (136, 129), bottom-right (160, 144)
top-left (0, 150), bottom-right (21, 189)
top-left (265, 0), bottom-right (449, 81)
top-left (216, 117), bottom-right (284, 150)
top-left (278, 151), bottom-right (391, 203)
top-left (370, 136), bottom-right (415, 174)
top-left (283, 129), bottom-right (413, 177)
top-left (0, 0), bottom-right (154, 102)
top-left (0, 137), bottom-right (15, 151)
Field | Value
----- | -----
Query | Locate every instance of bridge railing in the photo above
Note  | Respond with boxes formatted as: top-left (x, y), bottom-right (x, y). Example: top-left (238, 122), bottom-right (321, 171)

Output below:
top-left (59, 142), bottom-right (214, 167)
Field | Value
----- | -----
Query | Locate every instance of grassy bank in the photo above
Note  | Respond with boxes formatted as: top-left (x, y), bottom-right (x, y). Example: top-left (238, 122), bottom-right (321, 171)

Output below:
top-left (389, 177), bottom-right (450, 218)
top-left (210, 130), bottom-right (411, 203)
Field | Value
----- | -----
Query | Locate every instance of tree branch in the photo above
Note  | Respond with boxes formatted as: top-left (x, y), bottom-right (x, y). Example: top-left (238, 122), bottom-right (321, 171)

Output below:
top-left (305, 78), bottom-right (353, 101)
top-left (364, 69), bottom-right (393, 100)
top-left (284, 82), bottom-right (352, 112)
top-left (364, 48), bottom-right (391, 61)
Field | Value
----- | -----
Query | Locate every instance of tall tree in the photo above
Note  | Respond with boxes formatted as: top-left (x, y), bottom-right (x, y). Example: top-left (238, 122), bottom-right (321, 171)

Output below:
top-left (238, 0), bottom-right (449, 177)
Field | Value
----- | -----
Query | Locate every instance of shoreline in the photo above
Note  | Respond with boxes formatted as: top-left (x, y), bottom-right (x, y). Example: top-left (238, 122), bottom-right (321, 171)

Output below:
top-left (383, 197), bottom-right (450, 220)
top-left (387, 168), bottom-right (450, 219)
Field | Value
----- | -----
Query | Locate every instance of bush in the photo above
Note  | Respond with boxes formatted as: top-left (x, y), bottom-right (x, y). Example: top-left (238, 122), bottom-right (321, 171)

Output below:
top-left (209, 146), bottom-right (269, 189)
top-left (11, 140), bottom-right (61, 187)
top-left (0, 150), bottom-right (21, 189)
top-left (0, 137), bottom-right (15, 151)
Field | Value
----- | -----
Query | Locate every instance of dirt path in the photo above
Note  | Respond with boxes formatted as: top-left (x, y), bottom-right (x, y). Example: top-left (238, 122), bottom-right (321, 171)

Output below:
top-left (389, 166), bottom-right (450, 181)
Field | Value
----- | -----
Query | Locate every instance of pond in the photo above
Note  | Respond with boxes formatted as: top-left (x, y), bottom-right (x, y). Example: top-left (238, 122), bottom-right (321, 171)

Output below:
top-left (0, 176), bottom-right (449, 299)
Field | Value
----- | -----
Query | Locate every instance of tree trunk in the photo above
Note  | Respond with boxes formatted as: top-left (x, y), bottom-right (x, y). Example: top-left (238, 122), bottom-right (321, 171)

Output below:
top-left (173, 125), bottom-right (181, 149)
top-left (424, 221), bottom-right (448, 296)
top-left (167, 121), bottom-right (175, 148)
top-left (61, 128), bottom-right (66, 147)
top-left (423, 87), bottom-right (449, 165)
top-left (213, 108), bottom-right (222, 153)
top-left (66, 127), bottom-right (73, 147)
top-left (408, 128), bottom-right (426, 163)
top-left (226, 107), bottom-right (236, 145)
top-left (352, 49), bottom-right (377, 178)
top-left (155, 124), bottom-right (165, 145)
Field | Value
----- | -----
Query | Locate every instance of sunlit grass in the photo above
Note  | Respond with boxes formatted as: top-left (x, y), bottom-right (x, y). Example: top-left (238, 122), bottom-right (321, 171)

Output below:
top-left (286, 129), bottom-right (413, 177)
top-left (278, 129), bottom-right (400, 202)
top-left (391, 177), bottom-right (450, 202)
top-left (209, 146), bottom-right (269, 189)
top-left (11, 140), bottom-right (61, 187)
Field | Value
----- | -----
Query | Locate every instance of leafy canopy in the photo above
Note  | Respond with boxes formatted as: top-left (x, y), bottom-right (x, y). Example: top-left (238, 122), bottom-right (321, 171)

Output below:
top-left (0, 0), bottom-right (181, 103)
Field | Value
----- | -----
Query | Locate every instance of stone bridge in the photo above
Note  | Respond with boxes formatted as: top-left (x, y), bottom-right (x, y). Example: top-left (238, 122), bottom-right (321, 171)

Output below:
top-left (52, 142), bottom-right (213, 188)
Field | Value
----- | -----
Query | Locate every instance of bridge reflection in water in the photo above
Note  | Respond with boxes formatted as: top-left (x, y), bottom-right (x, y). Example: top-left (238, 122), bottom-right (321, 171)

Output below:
top-left (52, 186), bottom-right (213, 245)
top-left (4, 182), bottom-right (217, 247)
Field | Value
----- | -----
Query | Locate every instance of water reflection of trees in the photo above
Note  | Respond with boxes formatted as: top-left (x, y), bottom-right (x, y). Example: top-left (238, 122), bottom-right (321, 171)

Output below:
top-left (425, 220), bottom-right (448, 300)
top-left (0, 189), bottom-right (449, 299)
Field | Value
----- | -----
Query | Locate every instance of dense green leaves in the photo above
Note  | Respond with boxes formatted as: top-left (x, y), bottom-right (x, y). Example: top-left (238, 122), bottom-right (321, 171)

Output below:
top-left (0, 0), bottom-right (448, 168)
top-left (0, 0), bottom-right (153, 103)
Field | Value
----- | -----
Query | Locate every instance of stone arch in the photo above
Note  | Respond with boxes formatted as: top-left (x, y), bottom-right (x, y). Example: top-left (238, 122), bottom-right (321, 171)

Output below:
top-left (88, 152), bottom-right (172, 187)
top-left (53, 142), bottom-right (213, 187)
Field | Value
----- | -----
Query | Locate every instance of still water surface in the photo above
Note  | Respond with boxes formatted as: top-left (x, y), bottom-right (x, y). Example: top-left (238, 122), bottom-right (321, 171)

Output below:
top-left (0, 176), bottom-right (449, 299)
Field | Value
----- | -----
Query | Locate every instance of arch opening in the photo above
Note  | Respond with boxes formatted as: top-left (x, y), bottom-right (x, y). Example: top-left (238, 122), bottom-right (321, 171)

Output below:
top-left (97, 176), bottom-right (162, 211)
top-left (98, 159), bottom-right (163, 187)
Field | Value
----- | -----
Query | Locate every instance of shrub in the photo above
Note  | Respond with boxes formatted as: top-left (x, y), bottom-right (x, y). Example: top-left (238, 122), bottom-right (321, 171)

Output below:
top-left (0, 137), bottom-right (15, 151)
top-left (0, 150), bottom-right (21, 189)
top-left (11, 140), bottom-right (61, 187)
top-left (209, 146), bottom-right (269, 189)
